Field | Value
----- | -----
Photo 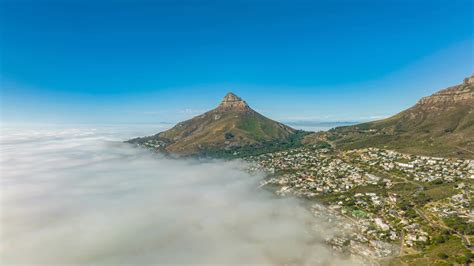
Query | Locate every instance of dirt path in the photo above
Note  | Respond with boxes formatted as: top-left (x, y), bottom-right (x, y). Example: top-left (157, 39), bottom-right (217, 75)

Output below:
top-left (399, 230), bottom-right (405, 255)
top-left (456, 146), bottom-right (474, 155)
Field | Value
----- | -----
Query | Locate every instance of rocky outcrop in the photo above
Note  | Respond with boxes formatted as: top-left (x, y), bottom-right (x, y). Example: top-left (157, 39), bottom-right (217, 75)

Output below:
top-left (304, 74), bottom-right (474, 159)
top-left (417, 74), bottom-right (474, 106)
top-left (217, 92), bottom-right (251, 111)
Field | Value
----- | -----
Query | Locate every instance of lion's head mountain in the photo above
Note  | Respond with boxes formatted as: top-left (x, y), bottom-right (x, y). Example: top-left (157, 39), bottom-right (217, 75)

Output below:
top-left (127, 92), bottom-right (300, 156)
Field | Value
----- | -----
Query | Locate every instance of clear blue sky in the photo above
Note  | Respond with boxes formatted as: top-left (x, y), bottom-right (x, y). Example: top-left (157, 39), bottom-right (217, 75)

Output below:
top-left (1, 0), bottom-right (473, 124)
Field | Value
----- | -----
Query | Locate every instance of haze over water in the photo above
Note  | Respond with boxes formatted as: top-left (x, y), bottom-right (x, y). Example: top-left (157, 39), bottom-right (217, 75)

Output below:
top-left (0, 124), bottom-right (359, 265)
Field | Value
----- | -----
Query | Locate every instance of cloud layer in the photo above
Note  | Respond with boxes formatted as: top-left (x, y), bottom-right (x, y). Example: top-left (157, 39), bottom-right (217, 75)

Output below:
top-left (0, 125), bottom-right (357, 265)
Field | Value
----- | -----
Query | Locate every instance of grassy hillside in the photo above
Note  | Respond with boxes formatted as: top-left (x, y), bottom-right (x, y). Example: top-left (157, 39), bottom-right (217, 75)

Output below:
top-left (128, 92), bottom-right (298, 156)
top-left (303, 75), bottom-right (474, 159)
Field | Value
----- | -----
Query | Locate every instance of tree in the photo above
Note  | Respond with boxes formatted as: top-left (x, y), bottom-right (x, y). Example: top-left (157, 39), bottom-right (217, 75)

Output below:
top-left (225, 132), bottom-right (235, 140)
top-left (437, 252), bottom-right (449, 260)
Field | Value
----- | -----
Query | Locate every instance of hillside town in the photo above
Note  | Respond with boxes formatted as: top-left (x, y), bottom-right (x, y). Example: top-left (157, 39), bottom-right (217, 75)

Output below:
top-left (246, 147), bottom-right (474, 265)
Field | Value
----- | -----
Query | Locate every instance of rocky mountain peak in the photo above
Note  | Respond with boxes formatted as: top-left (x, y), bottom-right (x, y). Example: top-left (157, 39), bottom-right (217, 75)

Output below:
top-left (128, 91), bottom-right (295, 156)
top-left (222, 92), bottom-right (243, 102)
top-left (416, 74), bottom-right (474, 106)
top-left (463, 74), bottom-right (474, 85)
top-left (217, 92), bottom-right (250, 111)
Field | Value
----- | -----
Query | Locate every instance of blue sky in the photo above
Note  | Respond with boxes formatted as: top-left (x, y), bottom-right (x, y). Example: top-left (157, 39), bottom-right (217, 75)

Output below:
top-left (1, 0), bottom-right (473, 125)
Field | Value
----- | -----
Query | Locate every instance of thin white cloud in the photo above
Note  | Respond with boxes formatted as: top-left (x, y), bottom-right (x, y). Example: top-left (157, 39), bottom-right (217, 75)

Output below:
top-left (178, 108), bottom-right (206, 114)
top-left (141, 111), bottom-right (165, 115)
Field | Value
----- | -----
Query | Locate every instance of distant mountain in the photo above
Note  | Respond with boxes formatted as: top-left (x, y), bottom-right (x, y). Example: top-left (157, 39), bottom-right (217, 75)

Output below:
top-left (285, 121), bottom-right (358, 127)
top-left (304, 74), bottom-right (474, 158)
top-left (128, 92), bottom-right (302, 156)
top-left (285, 121), bottom-right (359, 132)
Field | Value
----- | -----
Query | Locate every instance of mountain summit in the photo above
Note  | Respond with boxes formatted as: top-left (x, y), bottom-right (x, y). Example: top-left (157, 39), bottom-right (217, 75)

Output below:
top-left (128, 92), bottom-right (298, 156)
top-left (304, 74), bottom-right (474, 158)
top-left (218, 92), bottom-right (250, 111)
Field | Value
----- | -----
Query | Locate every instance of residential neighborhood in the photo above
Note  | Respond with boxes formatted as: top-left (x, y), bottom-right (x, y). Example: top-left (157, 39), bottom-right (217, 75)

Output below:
top-left (246, 147), bottom-right (474, 264)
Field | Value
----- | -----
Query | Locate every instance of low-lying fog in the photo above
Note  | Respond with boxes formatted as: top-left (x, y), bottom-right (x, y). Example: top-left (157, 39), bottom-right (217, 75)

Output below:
top-left (0, 124), bottom-right (358, 265)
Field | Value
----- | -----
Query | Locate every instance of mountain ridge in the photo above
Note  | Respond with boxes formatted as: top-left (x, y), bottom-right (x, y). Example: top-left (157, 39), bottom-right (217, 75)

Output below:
top-left (303, 74), bottom-right (474, 159)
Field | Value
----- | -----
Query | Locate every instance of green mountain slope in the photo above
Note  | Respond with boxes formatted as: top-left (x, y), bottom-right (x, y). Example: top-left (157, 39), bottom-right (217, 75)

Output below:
top-left (304, 75), bottom-right (474, 158)
top-left (128, 93), bottom-right (299, 156)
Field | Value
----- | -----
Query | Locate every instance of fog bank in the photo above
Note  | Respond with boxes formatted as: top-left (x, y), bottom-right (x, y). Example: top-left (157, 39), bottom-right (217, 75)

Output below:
top-left (0, 125), bottom-right (357, 265)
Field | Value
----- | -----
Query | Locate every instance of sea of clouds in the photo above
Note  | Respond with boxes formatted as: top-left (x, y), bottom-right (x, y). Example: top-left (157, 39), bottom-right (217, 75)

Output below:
top-left (0, 124), bottom-right (359, 265)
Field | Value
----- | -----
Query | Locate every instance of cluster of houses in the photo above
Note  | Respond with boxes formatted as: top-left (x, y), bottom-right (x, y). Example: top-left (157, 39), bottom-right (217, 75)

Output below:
top-left (429, 186), bottom-right (473, 222)
top-left (348, 148), bottom-right (473, 182)
top-left (248, 148), bottom-right (386, 197)
top-left (246, 146), bottom-right (473, 260)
